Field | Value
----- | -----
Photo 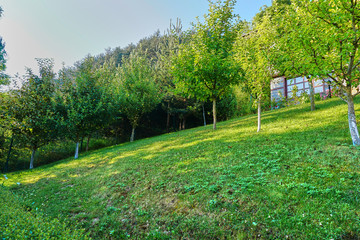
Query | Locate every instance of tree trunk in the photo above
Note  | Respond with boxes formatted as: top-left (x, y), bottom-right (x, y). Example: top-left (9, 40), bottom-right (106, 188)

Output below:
top-left (212, 99), bottom-right (217, 130)
top-left (166, 101), bottom-right (170, 132)
top-left (75, 142), bottom-right (79, 159)
top-left (309, 79), bottom-right (315, 111)
top-left (30, 148), bottom-right (36, 169)
top-left (4, 137), bottom-right (14, 173)
top-left (86, 135), bottom-right (90, 152)
top-left (202, 103), bottom-right (207, 126)
top-left (257, 99), bottom-right (261, 133)
top-left (80, 138), bottom-right (83, 152)
top-left (182, 117), bottom-right (186, 130)
top-left (347, 95), bottom-right (360, 145)
top-left (130, 127), bottom-right (136, 142)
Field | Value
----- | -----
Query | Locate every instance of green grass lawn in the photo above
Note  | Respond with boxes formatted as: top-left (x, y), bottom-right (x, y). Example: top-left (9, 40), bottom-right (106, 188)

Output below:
top-left (2, 98), bottom-right (360, 239)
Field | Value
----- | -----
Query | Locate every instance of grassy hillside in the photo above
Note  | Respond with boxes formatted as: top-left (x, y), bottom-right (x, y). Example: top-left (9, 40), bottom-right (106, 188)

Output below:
top-left (2, 98), bottom-right (360, 239)
top-left (0, 186), bottom-right (89, 239)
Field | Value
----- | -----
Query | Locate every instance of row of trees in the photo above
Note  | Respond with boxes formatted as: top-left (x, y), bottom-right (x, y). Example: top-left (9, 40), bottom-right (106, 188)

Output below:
top-left (2, 0), bottom-right (360, 170)
top-left (2, 52), bottom-right (162, 169)
top-left (174, 0), bottom-right (360, 144)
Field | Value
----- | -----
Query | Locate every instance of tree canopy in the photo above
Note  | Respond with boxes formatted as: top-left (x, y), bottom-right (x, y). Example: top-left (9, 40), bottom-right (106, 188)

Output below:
top-left (172, 0), bottom-right (242, 130)
top-left (275, 0), bottom-right (360, 145)
top-left (116, 50), bottom-right (161, 142)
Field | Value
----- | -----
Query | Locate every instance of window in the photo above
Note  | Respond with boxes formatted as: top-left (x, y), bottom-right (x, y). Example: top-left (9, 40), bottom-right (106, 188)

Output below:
top-left (295, 76), bottom-right (304, 83)
top-left (271, 77), bottom-right (284, 89)
top-left (271, 89), bottom-right (284, 101)
top-left (297, 83), bottom-right (304, 90)
top-left (287, 78), bottom-right (295, 85)
top-left (287, 85), bottom-right (294, 92)
top-left (314, 86), bottom-right (324, 93)
top-left (314, 79), bottom-right (323, 86)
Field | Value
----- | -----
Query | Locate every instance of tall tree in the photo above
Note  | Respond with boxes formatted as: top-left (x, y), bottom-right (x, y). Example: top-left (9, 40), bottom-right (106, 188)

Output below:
top-left (9, 59), bottom-right (57, 169)
top-left (277, 0), bottom-right (360, 145)
top-left (172, 0), bottom-right (242, 130)
top-left (265, 1), bottom-right (318, 111)
top-left (0, 6), bottom-right (8, 86)
top-left (116, 50), bottom-right (161, 142)
top-left (234, 11), bottom-right (278, 132)
top-left (58, 56), bottom-right (107, 159)
top-left (155, 19), bottom-right (185, 132)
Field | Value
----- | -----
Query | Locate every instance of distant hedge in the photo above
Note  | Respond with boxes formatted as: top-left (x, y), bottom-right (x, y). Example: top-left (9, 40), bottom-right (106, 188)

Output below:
top-left (0, 186), bottom-right (90, 240)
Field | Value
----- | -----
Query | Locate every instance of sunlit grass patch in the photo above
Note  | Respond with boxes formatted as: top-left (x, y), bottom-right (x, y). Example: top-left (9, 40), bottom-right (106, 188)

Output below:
top-left (2, 98), bottom-right (360, 239)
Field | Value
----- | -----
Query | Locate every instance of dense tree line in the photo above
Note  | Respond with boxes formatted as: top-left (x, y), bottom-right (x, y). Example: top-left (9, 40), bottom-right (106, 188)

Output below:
top-left (1, 0), bottom-right (360, 171)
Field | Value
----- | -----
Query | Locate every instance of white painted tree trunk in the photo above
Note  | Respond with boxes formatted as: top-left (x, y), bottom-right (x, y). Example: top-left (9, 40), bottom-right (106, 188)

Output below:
top-left (212, 99), bottom-right (217, 130)
top-left (309, 80), bottom-right (315, 111)
top-left (130, 127), bottom-right (136, 142)
top-left (347, 97), bottom-right (360, 145)
top-left (257, 99), bottom-right (261, 132)
top-left (30, 149), bottom-right (36, 169)
top-left (74, 142), bottom-right (79, 159)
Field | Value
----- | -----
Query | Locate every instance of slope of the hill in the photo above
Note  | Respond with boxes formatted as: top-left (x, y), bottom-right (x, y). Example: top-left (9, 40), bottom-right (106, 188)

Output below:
top-left (0, 186), bottom-right (90, 239)
top-left (2, 98), bottom-right (360, 239)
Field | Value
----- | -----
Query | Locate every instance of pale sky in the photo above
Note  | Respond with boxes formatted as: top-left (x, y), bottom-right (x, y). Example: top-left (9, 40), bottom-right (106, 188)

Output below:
top-left (0, 0), bottom-right (271, 77)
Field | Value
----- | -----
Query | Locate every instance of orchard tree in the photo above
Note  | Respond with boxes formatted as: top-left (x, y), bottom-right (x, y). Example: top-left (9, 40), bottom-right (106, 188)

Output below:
top-left (117, 50), bottom-right (161, 142)
top-left (172, 0), bottom-right (242, 130)
top-left (0, 6), bottom-right (8, 85)
top-left (58, 56), bottom-right (107, 159)
top-left (234, 12), bottom-right (277, 132)
top-left (155, 19), bottom-right (186, 132)
top-left (0, 38), bottom-right (7, 85)
top-left (9, 59), bottom-right (56, 169)
top-left (264, 1), bottom-right (318, 111)
top-left (278, 0), bottom-right (360, 145)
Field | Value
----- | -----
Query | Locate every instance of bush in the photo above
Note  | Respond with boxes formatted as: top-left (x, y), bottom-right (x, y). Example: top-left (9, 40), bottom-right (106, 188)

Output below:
top-left (0, 186), bottom-right (90, 239)
top-left (232, 86), bottom-right (256, 116)
top-left (217, 91), bottom-right (238, 121)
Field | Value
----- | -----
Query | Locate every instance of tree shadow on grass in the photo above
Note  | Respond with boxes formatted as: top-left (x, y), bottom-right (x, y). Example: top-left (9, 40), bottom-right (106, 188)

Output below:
top-left (4, 97), bottom-right (360, 239)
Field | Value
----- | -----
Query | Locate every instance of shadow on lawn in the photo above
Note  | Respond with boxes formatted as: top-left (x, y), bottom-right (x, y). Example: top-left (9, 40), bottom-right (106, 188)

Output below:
top-left (5, 98), bottom-right (354, 188)
top-left (4, 97), bottom-right (360, 239)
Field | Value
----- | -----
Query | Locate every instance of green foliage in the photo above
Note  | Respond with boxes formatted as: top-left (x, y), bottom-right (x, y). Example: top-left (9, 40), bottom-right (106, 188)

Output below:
top-left (6, 59), bottom-right (57, 169)
top-left (0, 38), bottom-right (8, 85)
top-left (0, 7), bottom-right (8, 85)
top-left (58, 56), bottom-right (109, 143)
top-left (155, 19), bottom-right (183, 99)
top-left (0, 136), bottom-right (116, 173)
top-left (172, 0), bottom-right (242, 129)
top-left (234, 10), bottom-right (276, 107)
top-left (3, 98), bottom-right (360, 239)
top-left (117, 50), bottom-right (161, 138)
top-left (0, 186), bottom-right (89, 239)
top-left (277, 0), bottom-right (360, 88)
top-left (274, 0), bottom-right (360, 144)
top-left (216, 90), bottom-right (238, 120)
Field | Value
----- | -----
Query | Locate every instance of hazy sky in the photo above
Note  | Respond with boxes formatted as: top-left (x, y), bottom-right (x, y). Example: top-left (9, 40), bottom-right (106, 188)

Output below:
top-left (0, 0), bottom-right (271, 77)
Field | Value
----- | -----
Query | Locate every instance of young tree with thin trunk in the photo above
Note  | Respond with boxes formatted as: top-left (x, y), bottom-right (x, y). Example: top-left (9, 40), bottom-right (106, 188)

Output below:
top-left (9, 59), bottom-right (57, 169)
top-left (117, 50), bottom-right (161, 142)
top-left (155, 19), bottom-right (184, 132)
top-left (58, 56), bottom-right (107, 158)
top-left (172, 0), bottom-right (242, 130)
top-left (234, 15), bottom-right (276, 132)
top-left (0, 7), bottom-right (8, 85)
top-left (277, 0), bottom-right (360, 145)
